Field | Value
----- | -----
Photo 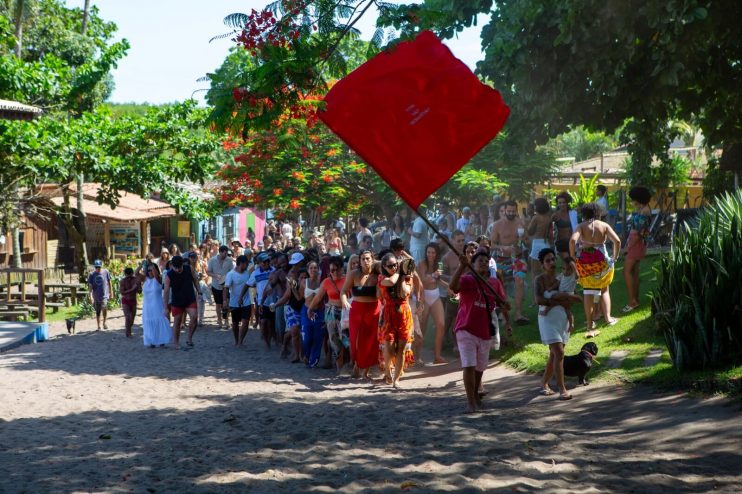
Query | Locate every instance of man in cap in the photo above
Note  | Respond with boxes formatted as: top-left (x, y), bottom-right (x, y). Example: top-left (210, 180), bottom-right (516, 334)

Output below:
top-left (163, 255), bottom-right (200, 349)
top-left (207, 245), bottom-right (235, 328)
top-left (87, 259), bottom-right (113, 330)
top-left (244, 252), bottom-right (276, 349)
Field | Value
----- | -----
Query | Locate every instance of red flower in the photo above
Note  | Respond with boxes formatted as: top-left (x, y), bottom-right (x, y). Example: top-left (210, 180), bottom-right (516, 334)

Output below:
top-left (290, 199), bottom-right (300, 209)
top-left (273, 188), bottom-right (283, 196)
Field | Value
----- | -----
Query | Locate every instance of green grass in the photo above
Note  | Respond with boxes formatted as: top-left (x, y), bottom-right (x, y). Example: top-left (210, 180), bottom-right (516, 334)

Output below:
top-left (498, 255), bottom-right (742, 396)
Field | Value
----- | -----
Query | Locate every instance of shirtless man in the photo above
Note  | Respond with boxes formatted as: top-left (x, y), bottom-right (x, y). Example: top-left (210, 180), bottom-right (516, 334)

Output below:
top-left (490, 200), bottom-right (529, 324)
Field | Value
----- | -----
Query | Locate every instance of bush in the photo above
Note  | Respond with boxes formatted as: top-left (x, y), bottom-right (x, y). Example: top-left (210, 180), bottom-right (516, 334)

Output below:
top-left (651, 190), bottom-right (742, 370)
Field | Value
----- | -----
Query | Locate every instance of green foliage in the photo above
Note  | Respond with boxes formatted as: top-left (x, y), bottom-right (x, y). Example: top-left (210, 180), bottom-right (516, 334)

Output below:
top-left (0, 0), bottom-right (129, 110)
top-left (0, 102), bottom-right (222, 225)
top-left (436, 165), bottom-right (505, 206)
top-left (573, 173), bottom-right (600, 207)
top-left (624, 154), bottom-right (691, 190)
top-left (703, 157), bottom-right (736, 199)
top-left (546, 126), bottom-right (617, 162)
top-left (651, 190), bottom-right (742, 370)
top-left (474, 0), bottom-right (742, 189)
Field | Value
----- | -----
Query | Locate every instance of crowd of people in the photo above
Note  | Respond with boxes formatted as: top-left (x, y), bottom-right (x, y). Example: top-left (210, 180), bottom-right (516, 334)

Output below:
top-left (87, 185), bottom-right (654, 411)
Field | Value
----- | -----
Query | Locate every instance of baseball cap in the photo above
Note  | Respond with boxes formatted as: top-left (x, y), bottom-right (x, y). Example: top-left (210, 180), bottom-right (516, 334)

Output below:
top-left (288, 252), bottom-right (305, 265)
top-left (257, 253), bottom-right (271, 263)
top-left (93, 259), bottom-right (102, 267)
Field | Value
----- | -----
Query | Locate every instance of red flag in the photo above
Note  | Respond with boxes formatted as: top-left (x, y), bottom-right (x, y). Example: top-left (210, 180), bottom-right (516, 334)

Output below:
top-left (319, 30), bottom-right (510, 210)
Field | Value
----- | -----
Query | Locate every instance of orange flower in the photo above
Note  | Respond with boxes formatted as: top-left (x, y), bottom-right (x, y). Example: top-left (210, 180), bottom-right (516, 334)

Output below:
top-left (273, 188), bottom-right (283, 196)
top-left (290, 199), bottom-right (300, 209)
top-left (291, 171), bottom-right (305, 180)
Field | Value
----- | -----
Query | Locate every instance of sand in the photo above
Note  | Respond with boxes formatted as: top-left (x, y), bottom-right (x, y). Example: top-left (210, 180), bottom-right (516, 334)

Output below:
top-left (0, 307), bottom-right (740, 493)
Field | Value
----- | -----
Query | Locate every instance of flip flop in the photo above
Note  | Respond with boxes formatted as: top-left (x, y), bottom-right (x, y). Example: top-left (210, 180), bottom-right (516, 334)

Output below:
top-left (515, 316), bottom-right (530, 326)
top-left (560, 393), bottom-right (573, 401)
top-left (621, 304), bottom-right (639, 313)
top-left (585, 330), bottom-right (601, 338)
top-left (539, 388), bottom-right (555, 396)
top-left (605, 318), bottom-right (619, 326)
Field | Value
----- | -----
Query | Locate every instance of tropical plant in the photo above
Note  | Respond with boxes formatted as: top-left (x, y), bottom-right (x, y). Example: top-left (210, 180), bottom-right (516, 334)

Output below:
top-left (572, 173), bottom-right (600, 207)
top-left (651, 190), bottom-right (742, 370)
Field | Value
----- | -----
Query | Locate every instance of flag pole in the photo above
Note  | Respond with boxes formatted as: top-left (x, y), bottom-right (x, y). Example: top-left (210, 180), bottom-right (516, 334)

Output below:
top-left (415, 208), bottom-right (507, 305)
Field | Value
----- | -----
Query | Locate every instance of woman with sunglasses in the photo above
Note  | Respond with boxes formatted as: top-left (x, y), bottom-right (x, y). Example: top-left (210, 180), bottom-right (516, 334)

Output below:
top-left (340, 250), bottom-right (380, 379)
top-left (307, 256), bottom-right (347, 374)
top-left (378, 254), bottom-right (415, 387)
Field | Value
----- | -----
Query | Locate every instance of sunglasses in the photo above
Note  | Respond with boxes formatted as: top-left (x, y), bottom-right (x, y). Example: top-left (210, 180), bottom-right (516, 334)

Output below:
top-left (385, 263), bottom-right (398, 269)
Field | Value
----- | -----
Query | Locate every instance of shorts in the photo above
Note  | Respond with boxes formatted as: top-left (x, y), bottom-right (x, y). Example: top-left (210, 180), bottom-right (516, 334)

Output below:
top-left (260, 305), bottom-right (275, 323)
top-left (284, 305), bottom-right (301, 327)
top-left (171, 301), bottom-right (198, 316)
top-left (456, 330), bottom-right (491, 372)
top-left (211, 286), bottom-right (224, 305)
top-left (230, 306), bottom-right (250, 323)
top-left (627, 232), bottom-right (647, 261)
top-left (93, 299), bottom-right (107, 315)
top-left (529, 238), bottom-right (551, 260)
top-left (275, 305), bottom-right (286, 334)
top-left (121, 298), bottom-right (137, 310)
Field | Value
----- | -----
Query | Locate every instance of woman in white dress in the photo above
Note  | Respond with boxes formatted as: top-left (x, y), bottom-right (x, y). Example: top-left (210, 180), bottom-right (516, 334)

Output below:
top-left (137, 262), bottom-right (172, 347)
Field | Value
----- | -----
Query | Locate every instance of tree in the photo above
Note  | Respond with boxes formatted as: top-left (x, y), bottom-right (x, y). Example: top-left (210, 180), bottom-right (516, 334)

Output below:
top-left (546, 127), bottom-right (617, 162)
top-left (472, 0), bottom-right (742, 185)
top-left (208, 34), bottom-right (507, 219)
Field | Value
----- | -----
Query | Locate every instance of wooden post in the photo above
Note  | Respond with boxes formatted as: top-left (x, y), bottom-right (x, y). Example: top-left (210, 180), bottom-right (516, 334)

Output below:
top-left (20, 271), bottom-right (25, 302)
top-left (38, 269), bottom-right (45, 322)
top-left (6, 271), bottom-right (10, 302)
top-left (103, 221), bottom-right (111, 259)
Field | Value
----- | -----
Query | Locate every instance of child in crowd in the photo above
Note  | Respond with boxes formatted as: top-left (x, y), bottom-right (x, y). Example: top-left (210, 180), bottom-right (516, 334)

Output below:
top-left (540, 257), bottom-right (581, 333)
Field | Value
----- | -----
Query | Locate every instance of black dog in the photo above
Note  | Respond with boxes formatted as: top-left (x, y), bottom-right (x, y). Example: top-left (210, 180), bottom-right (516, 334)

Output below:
top-left (563, 342), bottom-right (599, 385)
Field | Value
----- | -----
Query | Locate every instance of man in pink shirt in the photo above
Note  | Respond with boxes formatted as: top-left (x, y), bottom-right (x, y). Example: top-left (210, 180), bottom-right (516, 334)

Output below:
top-left (449, 252), bottom-right (509, 413)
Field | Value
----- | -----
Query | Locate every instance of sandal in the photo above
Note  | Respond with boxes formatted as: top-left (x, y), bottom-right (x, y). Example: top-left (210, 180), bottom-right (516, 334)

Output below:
top-left (515, 316), bottom-right (530, 326)
top-left (605, 318), bottom-right (619, 327)
top-left (539, 387), bottom-right (555, 396)
top-left (621, 304), bottom-right (639, 313)
top-left (585, 330), bottom-right (601, 338)
top-left (560, 393), bottom-right (573, 401)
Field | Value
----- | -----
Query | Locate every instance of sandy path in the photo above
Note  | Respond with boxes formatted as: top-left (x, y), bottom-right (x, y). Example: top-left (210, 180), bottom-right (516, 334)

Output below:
top-left (0, 308), bottom-right (740, 493)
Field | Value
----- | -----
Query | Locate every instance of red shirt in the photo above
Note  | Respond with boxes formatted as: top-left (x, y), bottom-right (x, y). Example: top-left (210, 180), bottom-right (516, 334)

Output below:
top-left (454, 274), bottom-right (506, 340)
top-left (321, 276), bottom-right (345, 302)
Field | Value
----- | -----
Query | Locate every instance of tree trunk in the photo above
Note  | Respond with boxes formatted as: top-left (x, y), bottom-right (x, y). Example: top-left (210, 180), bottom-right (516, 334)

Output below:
top-left (13, 0), bottom-right (25, 58)
top-left (11, 226), bottom-right (21, 268)
top-left (76, 174), bottom-right (90, 270)
top-left (81, 0), bottom-right (91, 35)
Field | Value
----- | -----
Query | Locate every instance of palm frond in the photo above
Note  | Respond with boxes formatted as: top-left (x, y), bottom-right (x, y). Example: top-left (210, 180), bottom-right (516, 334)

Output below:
top-left (209, 31), bottom-right (237, 43)
top-left (265, 0), bottom-right (284, 16)
top-left (370, 27), bottom-right (384, 48)
top-left (223, 12), bottom-right (249, 29)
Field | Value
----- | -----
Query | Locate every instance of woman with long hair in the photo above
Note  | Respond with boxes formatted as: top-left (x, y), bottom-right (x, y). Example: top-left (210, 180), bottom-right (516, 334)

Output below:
top-left (169, 243), bottom-right (181, 257)
top-left (136, 262), bottom-right (172, 348)
top-left (622, 186), bottom-right (652, 313)
top-left (569, 203), bottom-right (621, 337)
top-left (326, 229), bottom-right (343, 256)
top-left (340, 250), bottom-right (380, 378)
top-left (157, 250), bottom-right (171, 273)
top-left (417, 242), bottom-right (447, 364)
top-left (308, 256), bottom-right (347, 373)
top-left (378, 253), bottom-right (415, 387)
top-left (552, 192), bottom-right (574, 261)
top-left (300, 261), bottom-right (326, 368)
top-left (390, 213), bottom-right (409, 249)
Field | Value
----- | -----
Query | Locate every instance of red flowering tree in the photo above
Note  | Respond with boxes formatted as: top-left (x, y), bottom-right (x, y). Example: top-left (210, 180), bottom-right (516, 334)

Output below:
top-left (206, 3), bottom-right (506, 219)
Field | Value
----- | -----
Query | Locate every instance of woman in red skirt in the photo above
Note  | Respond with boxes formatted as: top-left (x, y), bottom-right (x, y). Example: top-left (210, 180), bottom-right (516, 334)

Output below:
top-left (340, 250), bottom-right (380, 379)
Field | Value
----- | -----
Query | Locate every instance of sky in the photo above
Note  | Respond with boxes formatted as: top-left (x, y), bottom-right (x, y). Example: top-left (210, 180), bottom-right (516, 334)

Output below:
top-left (64, 0), bottom-right (486, 105)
